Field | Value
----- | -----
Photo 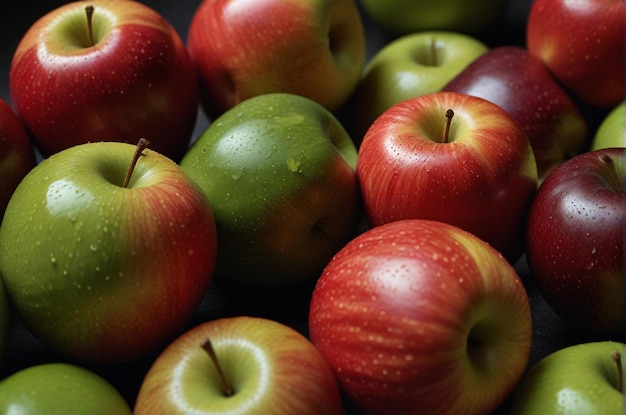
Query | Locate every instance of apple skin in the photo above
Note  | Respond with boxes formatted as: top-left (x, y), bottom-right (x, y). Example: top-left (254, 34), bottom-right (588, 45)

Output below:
top-left (591, 102), bottom-right (626, 150)
top-left (358, 0), bottom-right (511, 36)
top-left (180, 93), bottom-right (360, 288)
top-left (0, 363), bottom-right (133, 414)
top-left (443, 46), bottom-right (589, 180)
top-left (356, 91), bottom-right (538, 263)
top-left (509, 341), bottom-right (625, 414)
top-left (186, 0), bottom-right (366, 120)
top-left (526, 0), bottom-right (625, 108)
top-left (0, 98), bottom-right (36, 217)
top-left (134, 316), bottom-right (344, 415)
top-left (9, 0), bottom-right (199, 161)
top-left (525, 148), bottom-right (626, 337)
top-left (0, 141), bottom-right (218, 363)
top-left (345, 31), bottom-right (489, 143)
top-left (308, 219), bottom-right (532, 415)
top-left (0, 276), bottom-right (8, 367)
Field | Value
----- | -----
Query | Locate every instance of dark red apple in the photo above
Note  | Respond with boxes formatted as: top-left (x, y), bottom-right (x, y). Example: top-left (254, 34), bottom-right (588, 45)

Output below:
top-left (0, 98), bottom-right (36, 217)
top-left (525, 147), bottom-right (626, 338)
top-left (443, 46), bottom-right (588, 180)
top-left (526, 0), bottom-right (625, 108)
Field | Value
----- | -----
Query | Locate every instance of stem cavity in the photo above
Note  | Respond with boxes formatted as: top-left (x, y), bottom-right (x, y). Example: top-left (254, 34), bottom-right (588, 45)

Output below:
top-left (442, 109), bottom-right (454, 144)
top-left (85, 5), bottom-right (95, 47)
top-left (122, 138), bottom-right (150, 188)
top-left (202, 339), bottom-right (235, 397)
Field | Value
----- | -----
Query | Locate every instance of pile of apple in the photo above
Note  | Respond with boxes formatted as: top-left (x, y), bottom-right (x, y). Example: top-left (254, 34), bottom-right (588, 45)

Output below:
top-left (0, 0), bottom-right (624, 414)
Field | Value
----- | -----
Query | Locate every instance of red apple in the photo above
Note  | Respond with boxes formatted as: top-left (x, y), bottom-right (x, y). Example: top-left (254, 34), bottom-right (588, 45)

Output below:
top-left (309, 219), bottom-right (532, 415)
top-left (186, 0), bottom-right (366, 120)
top-left (526, 0), bottom-right (625, 108)
top-left (443, 46), bottom-right (589, 180)
top-left (135, 316), bottom-right (344, 415)
top-left (356, 91), bottom-right (538, 262)
top-left (525, 147), bottom-right (626, 338)
top-left (0, 98), bottom-right (36, 217)
top-left (9, 0), bottom-right (199, 161)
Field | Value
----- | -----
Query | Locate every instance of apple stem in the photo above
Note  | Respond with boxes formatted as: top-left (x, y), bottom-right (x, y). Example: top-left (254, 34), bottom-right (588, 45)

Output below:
top-left (202, 339), bottom-right (235, 397)
top-left (442, 109), bottom-right (454, 143)
top-left (122, 138), bottom-right (150, 188)
top-left (612, 350), bottom-right (623, 392)
top-left (85, 5), bottom-right (95, 47)
top-left (430, 38), bottom-right (438, 66)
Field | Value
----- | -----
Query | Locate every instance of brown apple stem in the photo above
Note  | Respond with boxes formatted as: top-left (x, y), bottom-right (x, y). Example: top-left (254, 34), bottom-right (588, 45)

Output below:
top-left (85, 5), bottom-right (95, 47)
top-left (122, 138), bottom-right (150, 188)
top-left (202, 339), bottom-right (235, 397)
top-left (430, 38), bottom-right (438, 66)
top-left (442, 109), bottom-right (454, 144)
top-left (612, 350), bottom-right (623, 392)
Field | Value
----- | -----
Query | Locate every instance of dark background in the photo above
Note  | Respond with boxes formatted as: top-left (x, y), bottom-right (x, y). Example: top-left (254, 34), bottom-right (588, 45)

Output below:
top-left (0, 0), bottom-right (618, 413)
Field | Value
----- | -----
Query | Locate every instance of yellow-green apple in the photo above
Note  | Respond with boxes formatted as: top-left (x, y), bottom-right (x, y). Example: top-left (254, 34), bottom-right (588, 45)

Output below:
top-left (0, 140), bottom-right (218, 363)
top-left (526, 0), bottom-right (625, 108)
top-left (358, 0), bottom-right (511, 36)
top-left (356, 91), bottom-right (538, 263)
top-left (525, 147), bottom-right (626, 337)
top-left (309, 219), bottom-right (532, 415)
top-left (0, 362), bottom-right (132, 414)
top-left (180, 93), bottom-right (360, 288)
top-left (186, 0), bottom-right (366, 120)
top-left (509, 341), bottom-right (625, 414)
top-left (0, 276), bottom-right (8, 366)
top-left (9, 0), bottom-right (198, 161)
top-left (0, 97), bottom-right (36, 217)
top-left (591, 102), bottom-right (625, 150)
top-left (134, 316), bottom-right (344, 415)
top-left (443, 46), bottom-right (589, 180)
top-left (344, 31), bottom-right (489, 143)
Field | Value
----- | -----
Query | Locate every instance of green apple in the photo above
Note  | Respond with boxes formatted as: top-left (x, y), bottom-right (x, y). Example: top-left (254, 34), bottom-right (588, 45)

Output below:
top-left (0, 276), bottom-right (8, 366)
top-left (359, 0), bottom-right (511, 36)
top-left (344, 31), bottom-right (489, 142)
top-left (180, 92), bottom-right (360, 288)
top-left (0, 362), bottom-right (132, 414)
top-left (134, 316), bottom-right (344, 415)
top-left (0, 140), bottom-right (218, 364)
top-left (510, 341), bottom-right (625, 414)
top-left (591, 102), bottom-right (626, 150)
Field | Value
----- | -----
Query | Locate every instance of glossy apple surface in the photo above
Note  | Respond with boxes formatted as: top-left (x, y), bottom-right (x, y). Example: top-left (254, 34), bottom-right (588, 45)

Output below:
top-left (526, 0), bottom-right (625, 108)
top-left (0, 276), bottom-right (8, 366)
top-left (0, 362), bottom-right (132, 415)
top-left (187, 0), bottom-right (366, 119)
top-left (180, 93), bottom-right (360, 287)
top-left (134, 316), bottom-right (344, 415)
top-left (9, 0), bottom-right (199, 160)
top-left (443, 46), bottom-right (588, 180)
top-left (591, 102), bottom-right (625, 150)
top-left (357, 91), bottom-right (538, 262)
top-left (525, 148), bottom-right (626, 337)
top-left (345, 31), bottom-right (488, 143)
top-left (0, 141), bottom-right (218, 363)
top-left (359, 0), bottom-right (511, 36)
top-left (510, 341), bottom-right (625, 414)
top-left (309, 219), bottom-right (532, 415)
top-left (0, 98), bottom-right (36, 217)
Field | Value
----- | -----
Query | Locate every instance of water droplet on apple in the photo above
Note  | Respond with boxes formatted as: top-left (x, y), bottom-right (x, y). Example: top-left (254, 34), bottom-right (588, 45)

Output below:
top-left (90, 244), bottom-right (98, 252)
